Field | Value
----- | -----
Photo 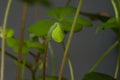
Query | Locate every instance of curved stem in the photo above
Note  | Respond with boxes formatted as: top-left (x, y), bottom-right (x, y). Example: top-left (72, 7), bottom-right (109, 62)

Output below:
top-left (111, 0), bottom-right (119, 22)
top-left (0, 0), bottom-right (12, 80)
top-left (48, 42), bottom-right (56, 75)
top-left (58, 0), bottom-right (83, 80)
top-left (89, 41), bottom-right (119, 72)
top-left (114, 40), bottom-right (120, 79)
top-left (16, 3), bottom-right (28, 80)
top-left (61, 42), bottom-right (74, 80)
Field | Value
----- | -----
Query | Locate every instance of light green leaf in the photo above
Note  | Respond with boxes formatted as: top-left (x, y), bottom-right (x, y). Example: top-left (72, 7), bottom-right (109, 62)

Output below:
top-left (47, 7), bottom-right (76, 21)
top-left (82, 72), bottom-right (116, 80)
top-left (52, 23), bottom-right (65, 43)
top-left (28, 20), bottom-right (55, 37)
top-left (60, 17), bottom-right (92, 32)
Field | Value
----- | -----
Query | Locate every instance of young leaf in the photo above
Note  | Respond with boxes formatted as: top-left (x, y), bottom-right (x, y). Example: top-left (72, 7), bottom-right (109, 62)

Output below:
top-left (47, 7), bottom-right (76, 21)
top-left (60, 17), bottom-right (92, 32)
top-left (28, 20), bottom-right (55, 37)
top-left (82, 72), bottom-right (116, 80)
top-left (37, 76), bottom-right (66, 80)
top-left (52, 23), bottom-right (65, 43)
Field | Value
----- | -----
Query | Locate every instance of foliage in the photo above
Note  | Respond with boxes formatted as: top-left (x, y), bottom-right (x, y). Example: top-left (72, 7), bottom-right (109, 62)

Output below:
top-left (0, 0), bottom-right (120, 80)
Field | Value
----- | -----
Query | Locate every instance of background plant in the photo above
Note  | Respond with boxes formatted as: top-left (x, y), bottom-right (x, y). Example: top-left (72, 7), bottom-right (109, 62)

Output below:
top-left (0, 0), bottom-right (119, 80)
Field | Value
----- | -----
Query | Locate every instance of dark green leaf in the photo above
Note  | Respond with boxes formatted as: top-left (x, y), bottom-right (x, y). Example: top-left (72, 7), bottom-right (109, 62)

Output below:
top-left (6, 38), bottom-right (29, 55)
top-left (37, 76), bottom-right (66, 80)
top-left (96, 18), bottom-right (120, 33)
top-left (60, 17), bottom-right (92, 32)
top-left (47, 7), bottom-right (76, 21)
top-left (28, 20), bottom-right (55, 37)
top-left (82, 72), bottom-right (116, 80)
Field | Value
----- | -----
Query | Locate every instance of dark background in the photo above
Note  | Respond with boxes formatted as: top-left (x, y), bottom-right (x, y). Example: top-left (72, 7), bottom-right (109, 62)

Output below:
top-left (0, 0), bottom-right (119, 80)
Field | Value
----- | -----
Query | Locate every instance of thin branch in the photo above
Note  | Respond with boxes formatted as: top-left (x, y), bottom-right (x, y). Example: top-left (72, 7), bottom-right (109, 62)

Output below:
top-left (16, 3), bottom-right (28, 80)
top-left (43, 37), bottom-right (49, 80)
top-left (0, 48), bottom-right (32, 72)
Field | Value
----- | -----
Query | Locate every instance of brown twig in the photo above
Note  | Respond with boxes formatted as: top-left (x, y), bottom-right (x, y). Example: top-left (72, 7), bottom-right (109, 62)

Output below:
top-left (43, 37), bottom-right (49, 80)
top-left (16, 3), bottom-right (28, 80)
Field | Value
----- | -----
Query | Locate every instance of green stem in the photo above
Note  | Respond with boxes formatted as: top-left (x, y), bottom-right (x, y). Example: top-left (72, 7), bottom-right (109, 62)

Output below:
top-left (0, 0), bottom-right (12, 80)
top-left (48, 42), bottom-right (56, 75)
top-left (89, 41), bottom-right (119, 72)
top-left (111, 0), bottom-right (119, 22)
top-left (67, 57), bottom-right (74, 80)
top-left (58, 0), bottom-right (83, 79)
top-left (114, 40), bottom-right (120, 79)
top-left (61, 42), bottom-right (74, 80)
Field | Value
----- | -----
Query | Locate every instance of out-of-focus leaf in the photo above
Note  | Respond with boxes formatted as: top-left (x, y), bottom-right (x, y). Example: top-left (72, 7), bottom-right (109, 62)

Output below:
top-left (47, 7), bottom-right (76, 21)
top-left (80, 12), bottom-right (110, 22)
top-left (18, 0), bottom-right (51, 6)
top-left (82, 72), bottom-right (116, 80)
top-left (60, 17), bottom-right (92, 32)
top-left (28, 20), bottom-right (55, 37)
top-left (37, 76), bottom-right (66, 80)
top-left (96, 18), bottom-right (119, 32)
top-left (0, 28), bottom-right (14, 38)
top-left (25, 40), bottom-right (44, 53)
top-left (6, 38), bottom-right (29, 55)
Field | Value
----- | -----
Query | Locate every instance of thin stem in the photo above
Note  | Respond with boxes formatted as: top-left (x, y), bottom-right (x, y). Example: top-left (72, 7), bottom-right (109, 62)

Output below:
top-left (43, 37), bottom-right (49, 80)
top-left (22, 58), bottom-right (26, 80)
top-left (67, 57), bottom-right (74, 80)
top-left (48, 42), bottom-right (56, 75)
top-left (114, 51), bottom-right (120, 79)
top-left (114, 40), bottom-right (120, 79)
top-left (111, 0), bottom-right (119, 22)
top-left (61, 42), bottom-right (74, 80)
top-left (65, 0), bottom-right (71, 7)
top-left (89, 41), bottom-right (119, 72)
top-left (0, 0), bottom-right (12, 80)
top-left (16, 3), bottom-right (28, 80)
top-left (58, 0), bottom-right (83, 79)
